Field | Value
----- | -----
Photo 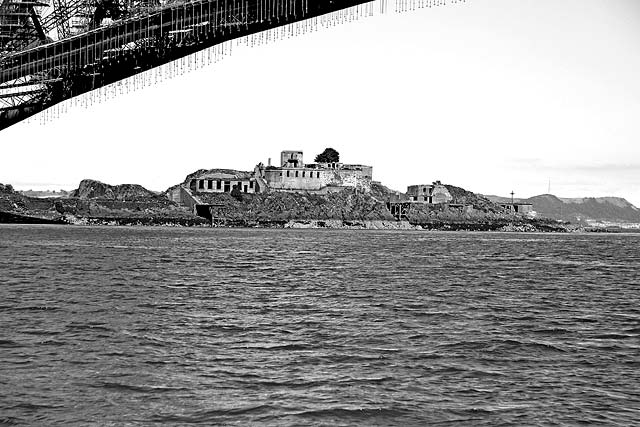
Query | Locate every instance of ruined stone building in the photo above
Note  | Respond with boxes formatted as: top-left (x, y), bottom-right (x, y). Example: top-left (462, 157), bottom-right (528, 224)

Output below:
top-left (406, 182), bottom-right (453, 204)
top-left (166, 150), bottom-right (374, 208)
top-left (257, 150), bottom-right (373, 193)
top-left (500, 203), bottom-right (534, 215)
top-left (188, 170), bottom-right (259, 194)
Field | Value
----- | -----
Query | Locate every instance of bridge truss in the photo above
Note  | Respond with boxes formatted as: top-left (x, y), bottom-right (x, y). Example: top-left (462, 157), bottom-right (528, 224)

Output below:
top-left (0, 0), bottom-right (375, 129)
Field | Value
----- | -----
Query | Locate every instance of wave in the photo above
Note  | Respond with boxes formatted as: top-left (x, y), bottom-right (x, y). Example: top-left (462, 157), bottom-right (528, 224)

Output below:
top-left (21, 329), bottom-right (62, 336)
top-left (149, 404), bottom-right (274, 423)
top-left (65, 323), bottom-right (112, 332)
top-left (12, 306), bottom-right (60, 311)
top-left (293, 407), bottom-right (408, 420)
top-left (8, 403), bottom-right (64, 411)
top-left (96, 382), bottom-right (188, 393)
top-left (439, 339), bottom-right (568, 354)
top-left (252, 379), bottom-right (326, 389)
top-left (590, 333), bottom-right (634, 340)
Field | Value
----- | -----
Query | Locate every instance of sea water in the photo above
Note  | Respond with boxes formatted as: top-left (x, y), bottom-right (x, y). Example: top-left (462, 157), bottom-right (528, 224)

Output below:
top-left (1, 225), bottom-right (639, 425)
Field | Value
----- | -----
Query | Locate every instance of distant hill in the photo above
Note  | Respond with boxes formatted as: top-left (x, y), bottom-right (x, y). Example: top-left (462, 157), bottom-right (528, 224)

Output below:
top-left (485, 194), bottom-right (640, 224)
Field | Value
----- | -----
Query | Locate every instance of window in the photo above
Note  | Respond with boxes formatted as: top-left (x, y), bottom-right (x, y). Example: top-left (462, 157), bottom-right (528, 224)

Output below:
top-left (295, 171), bottom-right (299, 177)
top-left (249, 181), bottom-right (254, 189)
top-left (316, 172), bottom-right (320, 178)
top-left (302, 171), bottom-right (305, 177)
top-left (287, 171), bottom-right (290, 177)
top-left (217, 180), bottom-right (221, 190)
top-left (243, 185), bottom-right (248, 193)
top-left (224, 181), bottom-right (231, 192)
top-left (208, 180), bottom-right (213, 189)
top-left (198, 180), bottom-right (204, 189)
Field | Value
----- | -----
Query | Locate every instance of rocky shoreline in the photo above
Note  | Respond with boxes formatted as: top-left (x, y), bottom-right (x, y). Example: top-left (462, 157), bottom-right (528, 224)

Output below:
top-left (0, 209), bottom-right (576, 232)
top-left (51, 217), bottom-right (574, 233)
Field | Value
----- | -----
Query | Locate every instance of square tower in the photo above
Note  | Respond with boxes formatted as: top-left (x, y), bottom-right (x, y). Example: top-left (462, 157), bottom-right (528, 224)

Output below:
top-left (281, 150), bottom-right (304, 168)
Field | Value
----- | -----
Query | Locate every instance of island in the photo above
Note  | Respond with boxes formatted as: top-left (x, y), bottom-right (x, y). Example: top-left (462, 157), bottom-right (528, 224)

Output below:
top-left (2, 149), bottom-right (639, 232)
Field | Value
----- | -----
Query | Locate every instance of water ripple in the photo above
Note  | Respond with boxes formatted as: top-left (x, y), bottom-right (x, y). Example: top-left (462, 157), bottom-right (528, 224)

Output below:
top-left (0, 225), bottom-right (639, 425)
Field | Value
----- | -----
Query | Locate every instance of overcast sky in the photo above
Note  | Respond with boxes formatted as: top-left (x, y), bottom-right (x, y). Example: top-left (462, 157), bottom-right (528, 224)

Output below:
top-left (2, 0), bottom-right (639, 205)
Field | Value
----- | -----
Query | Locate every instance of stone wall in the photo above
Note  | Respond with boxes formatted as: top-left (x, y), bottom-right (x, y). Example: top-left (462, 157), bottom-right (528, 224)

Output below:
top-left (166, 186), bottom-right (200, 211)
top-left (264, 168), bottom-right (323, 191)
top-left (263, 166), bottom-right (372, 192)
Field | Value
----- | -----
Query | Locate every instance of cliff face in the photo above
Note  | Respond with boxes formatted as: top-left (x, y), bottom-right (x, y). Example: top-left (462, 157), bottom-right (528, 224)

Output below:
top-left (70, 179), bottom-right (160, 200)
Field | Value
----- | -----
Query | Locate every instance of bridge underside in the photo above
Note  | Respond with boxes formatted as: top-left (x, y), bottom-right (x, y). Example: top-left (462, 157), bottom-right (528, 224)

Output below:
top-left (0, 0), bottom-right (374, 130)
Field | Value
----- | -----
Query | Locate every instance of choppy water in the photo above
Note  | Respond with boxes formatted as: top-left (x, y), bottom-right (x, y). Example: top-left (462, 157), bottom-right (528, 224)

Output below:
top-left (1, 225), bottom-right (639, 426)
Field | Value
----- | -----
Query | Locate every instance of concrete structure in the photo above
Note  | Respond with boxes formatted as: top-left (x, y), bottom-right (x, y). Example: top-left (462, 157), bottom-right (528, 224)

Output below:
top-left (281, 150), bottom-right (304, 168)
top-left (406, 181), bottom-right (453, 204)
top-left (500, 203), bottom-right (534, 215)
top-left (167, 151), bottom-right (374, 215)
top-left (259, 151), bottom-right (373, 193)
top-left (167, 185), bottom-right (201, 211)
top-left (187, 170), bottom-right (259, 194)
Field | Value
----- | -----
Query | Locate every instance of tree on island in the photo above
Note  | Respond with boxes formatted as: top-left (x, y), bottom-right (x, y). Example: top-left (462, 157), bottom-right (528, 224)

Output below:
top-left (314, 148), bottom-right (340, 163)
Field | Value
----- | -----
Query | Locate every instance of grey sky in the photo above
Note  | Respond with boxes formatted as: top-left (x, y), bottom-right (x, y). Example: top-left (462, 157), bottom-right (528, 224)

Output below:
top-left (1, 0), bottom-right (639, 205)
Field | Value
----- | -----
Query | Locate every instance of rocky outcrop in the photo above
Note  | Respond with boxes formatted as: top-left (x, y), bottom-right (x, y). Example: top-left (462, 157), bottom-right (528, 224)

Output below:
top-left (194, 188), bottom-right (396, 223)
top-left (445, 185), bottom-right (502, 212)
top-left (70, 179), bottom-right (159, 200)
top-left (369, 181), bottom-right (403, 202)
top-left (1, 179), bottom-right (207, 226)
top-left (401, 201), bottom-right (570, 232)
top-left (59, 178), bottom-right (205, 224)
top-left (0, 183), bottom-right (15, 194)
